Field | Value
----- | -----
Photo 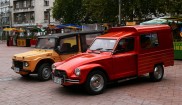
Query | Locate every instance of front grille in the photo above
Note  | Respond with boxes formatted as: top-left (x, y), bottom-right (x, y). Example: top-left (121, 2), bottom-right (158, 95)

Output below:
top-left (13, 60), bottom-right (23, 69)
top-left (54, 70), bottom-right (67, 78)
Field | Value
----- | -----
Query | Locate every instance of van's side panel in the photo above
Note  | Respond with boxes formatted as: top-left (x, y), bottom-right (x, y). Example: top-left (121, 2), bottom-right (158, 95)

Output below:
top-left (137, 28), bottom-right (174, 75)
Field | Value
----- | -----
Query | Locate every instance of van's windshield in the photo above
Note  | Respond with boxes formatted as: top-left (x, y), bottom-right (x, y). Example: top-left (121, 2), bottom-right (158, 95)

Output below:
top-left (89, 39), bottom-right (116, 52)
top-left (36, 38), bottom-right (56, 49)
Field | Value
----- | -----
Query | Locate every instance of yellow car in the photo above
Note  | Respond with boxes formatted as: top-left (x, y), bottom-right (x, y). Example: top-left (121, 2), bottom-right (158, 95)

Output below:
top-left (11, 30), bottom-right (103, 81)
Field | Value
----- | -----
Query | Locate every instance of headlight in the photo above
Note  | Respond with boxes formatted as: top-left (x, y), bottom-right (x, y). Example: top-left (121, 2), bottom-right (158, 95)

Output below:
top-left (52, 64), bottom-right (56, 72)
top-left (23, 61), bottom-right (29, 67)
top-left (74, 68), bottom-right (81, 76)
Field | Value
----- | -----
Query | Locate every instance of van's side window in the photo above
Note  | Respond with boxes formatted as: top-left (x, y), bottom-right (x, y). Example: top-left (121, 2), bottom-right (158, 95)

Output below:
top-left (116, 37), bottom-right (135, 52)
top-left (58, 36), bottom-right (78, 53)
top-left (140, 33), bottom-right (159, 49)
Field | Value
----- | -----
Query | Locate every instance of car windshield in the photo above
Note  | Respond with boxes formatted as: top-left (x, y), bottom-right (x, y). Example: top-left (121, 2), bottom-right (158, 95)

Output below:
top-left (36, 38), bottom-right (56, 49)
top-left (89, 39), bottom-right (117, 52)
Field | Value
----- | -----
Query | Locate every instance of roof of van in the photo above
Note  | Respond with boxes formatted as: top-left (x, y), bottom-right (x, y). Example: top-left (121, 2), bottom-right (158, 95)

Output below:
top-left (38, 30), bottom-right (103, 39)
top-left (97, 25), bottom-right (170, 39)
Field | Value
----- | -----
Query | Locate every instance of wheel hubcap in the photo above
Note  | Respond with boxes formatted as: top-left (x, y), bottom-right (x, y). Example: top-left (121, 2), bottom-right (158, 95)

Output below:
top-left (42, 68), bottom-right (51, 79)
top-left (90, 74), bottom-right (104, 92)
top-left (154, 66), bottom-right (163, 79)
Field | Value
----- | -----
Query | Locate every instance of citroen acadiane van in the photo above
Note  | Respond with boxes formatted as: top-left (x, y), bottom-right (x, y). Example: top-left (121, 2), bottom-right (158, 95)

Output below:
top-left (52, 25), bottom-right (174, 95)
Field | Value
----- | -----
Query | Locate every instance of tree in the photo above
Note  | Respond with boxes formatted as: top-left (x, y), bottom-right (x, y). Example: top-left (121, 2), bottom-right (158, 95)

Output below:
top-left (52, 0), bottom-right (83, 24)
top-left (52, 0), bottom-right (182, 24)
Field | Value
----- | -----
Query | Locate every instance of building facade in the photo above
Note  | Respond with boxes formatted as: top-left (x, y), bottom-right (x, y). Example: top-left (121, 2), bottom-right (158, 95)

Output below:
top-left (0, 0), bottom-right (11, 28)
top-left (0, 0), bottom-right (56, 28)
top-left (7, 0), bottom-right (56, 28)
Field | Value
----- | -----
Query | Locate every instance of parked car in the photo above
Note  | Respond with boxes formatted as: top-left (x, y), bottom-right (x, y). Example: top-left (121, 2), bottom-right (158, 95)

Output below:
top-left (52, 25), bottom-right (174, 95)
top-left (11, 30), bottom-right (104, 81)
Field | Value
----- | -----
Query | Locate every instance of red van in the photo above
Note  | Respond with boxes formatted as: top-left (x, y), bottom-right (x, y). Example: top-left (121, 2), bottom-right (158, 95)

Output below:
top-left (52, 25), bottom-right (174, 95)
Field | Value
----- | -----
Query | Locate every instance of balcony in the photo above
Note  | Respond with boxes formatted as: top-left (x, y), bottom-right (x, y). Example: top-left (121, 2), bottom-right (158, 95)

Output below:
top-left (0, 12), bottom-right (10, 17)
top-left (1, 21), bottom-right (10, 25)
top-left (0, 1), bottom-right (10, 7)
top-left (14, 7), bottom-right (35, 13)
top-left (13, 20), bottom-right (35, 27)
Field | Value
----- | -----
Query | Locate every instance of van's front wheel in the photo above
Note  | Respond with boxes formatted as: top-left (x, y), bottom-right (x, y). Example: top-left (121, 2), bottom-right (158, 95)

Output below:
top-left (84, 70), bottom-right (106, 95)
top-left (149, 65), bottom-right (164, 82)
top-left (38, 63), bottom-right (52, 81)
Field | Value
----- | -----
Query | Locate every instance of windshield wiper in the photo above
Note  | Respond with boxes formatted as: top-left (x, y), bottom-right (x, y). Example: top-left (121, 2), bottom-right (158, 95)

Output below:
top-left (105, 49), bottom-right (113, 51)
top-left (95, 48), bottom-right (103, 50)
top-left (88, 48), bottom-right (103, 54)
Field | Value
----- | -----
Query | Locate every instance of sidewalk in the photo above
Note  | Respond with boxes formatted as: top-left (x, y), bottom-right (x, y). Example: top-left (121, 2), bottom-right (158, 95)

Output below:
top-left (0, 43), bottom-right (182, 105)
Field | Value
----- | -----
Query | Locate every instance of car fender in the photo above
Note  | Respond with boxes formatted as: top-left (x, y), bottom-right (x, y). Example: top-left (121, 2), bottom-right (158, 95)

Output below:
top-left (73, 63), bottom-right (106, 84)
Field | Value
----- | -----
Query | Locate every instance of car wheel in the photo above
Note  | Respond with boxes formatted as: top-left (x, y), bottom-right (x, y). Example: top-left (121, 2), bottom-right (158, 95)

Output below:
top-left (84, 70), bottom-right (107, 95)
top-left (38, 63), bottom-right (52, 81)
top-left (149, 65), bottom-right (164, 82)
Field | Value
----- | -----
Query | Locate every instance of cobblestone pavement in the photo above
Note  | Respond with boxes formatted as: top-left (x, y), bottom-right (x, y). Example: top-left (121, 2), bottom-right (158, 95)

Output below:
top-left (0, 43), bottom-right (182, 105)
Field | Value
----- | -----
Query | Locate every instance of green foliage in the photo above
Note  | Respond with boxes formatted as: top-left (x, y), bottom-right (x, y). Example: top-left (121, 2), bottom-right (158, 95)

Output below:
top-left (52, 0), bottom-right (182, 24)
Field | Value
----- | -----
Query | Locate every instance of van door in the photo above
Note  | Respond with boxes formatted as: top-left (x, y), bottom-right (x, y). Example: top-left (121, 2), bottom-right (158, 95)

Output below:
top-left (58, 35), bottom-right (79, 60)
top-left (112, 37), bottom-right (137, 79)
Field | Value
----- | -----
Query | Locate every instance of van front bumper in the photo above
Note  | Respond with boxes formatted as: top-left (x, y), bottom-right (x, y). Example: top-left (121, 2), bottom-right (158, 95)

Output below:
top-left (11, 66), bottom-right (30, 74)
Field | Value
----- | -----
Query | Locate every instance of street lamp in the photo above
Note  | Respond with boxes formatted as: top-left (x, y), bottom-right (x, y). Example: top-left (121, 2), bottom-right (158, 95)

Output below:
top-left (118, 0), bottom-right (121, 26)
top-left (46, 8), bottom-right (51, 25)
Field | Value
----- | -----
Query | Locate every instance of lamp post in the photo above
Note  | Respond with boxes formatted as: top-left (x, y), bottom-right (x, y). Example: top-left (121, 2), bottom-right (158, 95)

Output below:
top-left (46, 8), bottom-right (51, 25)
top-left (118, 0), bottom-right (121, 26)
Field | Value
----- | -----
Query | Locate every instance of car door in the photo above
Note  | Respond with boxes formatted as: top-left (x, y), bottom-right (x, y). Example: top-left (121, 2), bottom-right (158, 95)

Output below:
top-left (112, 37), bottom-right (137, 79)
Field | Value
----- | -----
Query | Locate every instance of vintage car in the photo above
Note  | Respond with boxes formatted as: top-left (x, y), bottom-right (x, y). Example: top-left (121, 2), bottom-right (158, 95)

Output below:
top-left (11, 30), bottom-right (103, 81)
top-left (52, 25), bottom-right (174, 95)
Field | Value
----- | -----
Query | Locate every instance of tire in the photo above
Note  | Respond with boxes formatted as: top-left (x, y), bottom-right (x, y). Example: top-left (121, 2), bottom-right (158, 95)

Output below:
top-left (84, 70), bottom-right (107, 95)
top-left (149, 65), bottom-right (164, 82)
top-left (38, 63), bottom-right (52, 81)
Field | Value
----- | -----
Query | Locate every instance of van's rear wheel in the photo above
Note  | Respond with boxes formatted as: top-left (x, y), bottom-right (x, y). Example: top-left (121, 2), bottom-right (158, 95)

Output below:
top-left (149, 65), bottom-right (164, 82)
top-left (38, 63), bottom-right (52, 81)
top-left (84, 70), bottom-right (106, 95)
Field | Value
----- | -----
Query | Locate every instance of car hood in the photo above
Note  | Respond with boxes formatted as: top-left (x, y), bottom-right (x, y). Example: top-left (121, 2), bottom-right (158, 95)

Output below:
top-left (13, 49), bottom-right (54, 61)
top-left (56, 52), bottom-right (111, 71)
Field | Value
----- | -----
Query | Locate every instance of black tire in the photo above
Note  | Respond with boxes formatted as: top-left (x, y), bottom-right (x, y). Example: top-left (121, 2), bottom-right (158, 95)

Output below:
top-left (84, 70), bottom-right (107, 95)
top-left (149, 65), bottom-right (164, 82)
top-left (20, 74), bottom-right (30, 78)
top-left (38, 63), bottom-right (52, 81)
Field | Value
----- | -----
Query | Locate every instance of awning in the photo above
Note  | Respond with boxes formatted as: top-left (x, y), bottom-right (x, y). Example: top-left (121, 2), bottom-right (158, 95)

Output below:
top-left (3, 28), bottom-right (17, 31)
top-left (3, 28), bottom-right (25, 32)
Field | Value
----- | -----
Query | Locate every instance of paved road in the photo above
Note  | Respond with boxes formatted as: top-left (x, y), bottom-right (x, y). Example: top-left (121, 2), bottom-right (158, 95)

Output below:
top-left (0, 43), bottom-right (182, 105)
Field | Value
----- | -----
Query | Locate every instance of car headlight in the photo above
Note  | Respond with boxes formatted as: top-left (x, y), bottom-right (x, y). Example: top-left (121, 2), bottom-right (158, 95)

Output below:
top-left (75, 68), bottom-right (81, 76)
top-left (23, 61), bottom-right (29, 67)
top-left (52, 64), bottom-right (56, 72)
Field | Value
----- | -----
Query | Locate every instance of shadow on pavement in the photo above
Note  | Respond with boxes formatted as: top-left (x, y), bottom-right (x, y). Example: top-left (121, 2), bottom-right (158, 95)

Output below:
top-left (53, 75), bottom-right (157, 96)
top-left (17, 74), bottom-right (46, 83)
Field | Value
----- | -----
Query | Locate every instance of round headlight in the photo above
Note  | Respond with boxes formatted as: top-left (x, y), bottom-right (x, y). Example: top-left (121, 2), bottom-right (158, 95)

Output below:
top-left (52, 64), bottom-right (56, 72)
top-left (75, 68), bottom-right (81, 76)
top-left (23, 61), bottom-right (29, 67)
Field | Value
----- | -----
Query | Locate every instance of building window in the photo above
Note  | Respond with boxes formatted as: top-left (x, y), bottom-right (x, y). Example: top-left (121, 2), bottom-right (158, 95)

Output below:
top-left (44, 11), bottom-right (49, 20)
top-left (44, 0), bottom-right (49, 6)
top-left (23, 1), bottom-right (27, 8)
top-left (31, 0), bottom-right (35, 7)
top-left (15, 2), bottom-right (19, 9)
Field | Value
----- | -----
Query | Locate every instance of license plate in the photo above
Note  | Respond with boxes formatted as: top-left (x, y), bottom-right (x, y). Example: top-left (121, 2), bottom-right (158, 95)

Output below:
top-left (14, 67), bottom-right (20, 72)
top-left (53, 77), bottom-right (62, 84)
